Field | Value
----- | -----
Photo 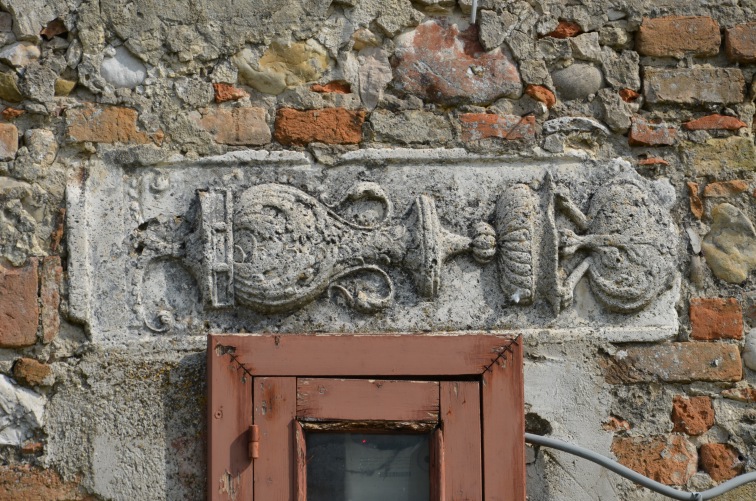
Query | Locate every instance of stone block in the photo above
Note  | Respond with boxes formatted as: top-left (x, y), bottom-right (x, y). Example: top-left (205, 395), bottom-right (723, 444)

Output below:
top-left (198, 107), bottom-right (271, 146)
top-left (643, 68), bottom-right (744, 106)
top-left (0, 260), bottom-right (38, 348)
top-left (392, 19), bottom-right (522, 105)
top-left (370, 110), bottom-right (452, 145)
top-left (66, 105), bottom-right (151, 144)
top-left (628, 116), bottom-right (677, 146)
top-left (681, 138), bottom-right (756, 176)
top-left (0, 123), bottom-right (18, 160)
top-left (40, 256), bottom-right (61, 344)
top-left (726, 23), bottom-right (756, 63)
top-left (603, 343), bottom-right (742, 383)
top-left (702, 203), bottom-right (756, 284)
top-left (690, 298), bottom-right (743, 341)
top-left (459, 114), bottom-right (536, 141)
top-left (671, 396), bottom-right (714, 436)
top-left (700, 443), bottom-right (745, 481)
top-left (274, 108), bottom-right (365, 145)
top-left (636, 16), bottom-right (720, 57)
top-left (611, 435), bottom-right (697, 486)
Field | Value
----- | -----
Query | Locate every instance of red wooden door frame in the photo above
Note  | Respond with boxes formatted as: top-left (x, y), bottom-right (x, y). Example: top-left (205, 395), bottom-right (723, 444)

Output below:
top-left (208, 332), bottom-right (525, 501)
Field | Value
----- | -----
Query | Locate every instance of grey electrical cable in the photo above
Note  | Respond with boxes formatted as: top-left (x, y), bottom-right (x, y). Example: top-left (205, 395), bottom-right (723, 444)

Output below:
top-left (525, 433), bottom-right (756, 501)
top-left (470, 0), bottom-right (478, 24)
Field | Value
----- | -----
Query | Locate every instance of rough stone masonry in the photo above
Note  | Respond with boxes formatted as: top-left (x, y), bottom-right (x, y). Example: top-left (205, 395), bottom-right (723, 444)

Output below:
top-left (0, 0), bottom-right (755, 500)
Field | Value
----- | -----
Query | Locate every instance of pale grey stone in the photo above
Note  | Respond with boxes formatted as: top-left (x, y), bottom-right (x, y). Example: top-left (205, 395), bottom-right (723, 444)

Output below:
top-left (174, 77), bottom-right (214, 107)
top-left (744, 329), bottom-right (756, 370)
top-left (24, 129), bottom-right (57, 166)
top-left (370, 110), bottom-right (452, 144)
top-left (600, 23), bottom-right (632, 48)
top-left (600, 48), bottom-right (640, 91)
top-left (210, 60), bottom-right (238, 84)
top-left (597, 88), bottom-right (633, 133)
top-left (0, 41), bottom-right (39, 68)
top-left (538, 38), bottom-right (572, 64)
top-left (506, 30), bottom-right (537, 61)
top-left (1, 0), bottom-right (64, 40)
top-left (551, 63), bottom-right (604, 100)
top-left (356, 47), bottom-right (392, 111)
top-left (0, 374), bottom-right (45, 446)
top-left (570, 32), bottom-right (601, 62)
top-left (519, 59), bottom-right (553, 88)
top-left (478, 9), bottom-right (516, 51)
top-left (18, 61), bottom-right (56, 103)
top-left (100, 46), bottom-right (147, 89)
top-left (543, 116), bottom-right (611, 136)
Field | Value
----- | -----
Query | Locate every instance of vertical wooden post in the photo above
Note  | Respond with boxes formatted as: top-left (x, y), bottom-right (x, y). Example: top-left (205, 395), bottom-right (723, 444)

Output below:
top-left (441, 381), bottom-right (482, 501)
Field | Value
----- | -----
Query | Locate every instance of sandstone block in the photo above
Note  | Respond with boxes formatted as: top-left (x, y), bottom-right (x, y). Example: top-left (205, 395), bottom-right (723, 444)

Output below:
top-left (690, 298), bottom-right (743, 341)
top-left (0, 260), bottom-right (38, 348)
top-left (0, 123), bottom-right (18, 160)
top-left (274, 108), bottom-right (365, 146)
top-left (671, 396), bottom-right (714, 436)
top-left (637, 16), bottom-right (721, 58)
top-left (12, 358), bottom-right (53, 387)
top-left (459, 114), bottom-right (536, 141)
top-left (681, 138), bottom-right (756, 176)
top-left (702, 203), bottom-right (756, 284)
top-left (198, 107), bottom-right (271, 145)
top-left (684, 114), bottom-right (747, 131)
top-left (703, 180), bottom-right (749, 198)
top-left (726, 23), bottom-right (756, 63)
top-left (700, 444), bottom-right (745, 482)
top-left (644, 68), bottom-right (744, 106)
top-left (40, 256), bottom-right (61, 344)
top-left (370, 110), bottom-right (452, 145)
top-left (603, 343), bottom-right (742, 384)
top-left (611, 435), bottom-right (697, 486)
top-left (628, 117), bottom-right (677, 146)
top-left (67, 105), bottom-right (151, 144)
top-left (393, 19), bottom-right (522, 105)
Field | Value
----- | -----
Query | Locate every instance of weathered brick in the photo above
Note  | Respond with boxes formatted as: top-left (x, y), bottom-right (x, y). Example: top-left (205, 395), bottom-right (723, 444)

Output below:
top-left (725, 23), bottom-right (756, 63)
top-left (687, 182), bottom-right (703, 219)
top-left (212, 83), bottom-right (249, 103)
top-left (0, 465), bottom-right (93, 501)
top-left (546, 20), bottom-right (582, 39)
top-left (40, 256), bottom-right (61, 344)
top-left (1, 107), bottom-right (24, 120)
top-left (13, 358), bottom-right (53, 387)
top-left (311, 80), bottom-right (351, 94)
top-left (700, 443), bottom-right (745, 482)
top-left (671, 396), bottom-right (714, 436)
top-left (603, 343), bottom-right (742, 384)
top-left (0, 260), bottom-right (38, 348)
top-left (690, 298), bottom-right (743, 340)
top-left (684, 114), bottom-right (747, 131)
top-left (636, 16), bottom-right (720, 58)
top-left (274, 107), bottom-right (365, 146)
top-left (628, 116), bottom-right (677, 146)
top-left (703, 180), bottom-right (749, 198)
top-left (0, 122), bottom-right (18, 160)
top-left (722, 384), bottom-right (756, 403)
top-left (524, 84), bottom-right (556, 108)
top-left (459, 114), bottom-right (536, 141)
top-left (198, 107), bottom-right (271, 145)
top-left (393, 19), bottom-right (522, 105)
top-left (67, 105), bottom-right (152, 144)
top-left (619, 88), bottom-right (640, 102)
top-left (611, 435), bottom-right (697, 486)
top-left (638, 156), bottom-right (669, 166)
top-left (643, 68), bottom-right (745, 106)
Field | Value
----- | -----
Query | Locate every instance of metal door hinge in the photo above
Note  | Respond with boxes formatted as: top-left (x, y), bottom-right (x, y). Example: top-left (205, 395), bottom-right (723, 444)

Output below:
top-left (249, 425), bottom-right (260, 459)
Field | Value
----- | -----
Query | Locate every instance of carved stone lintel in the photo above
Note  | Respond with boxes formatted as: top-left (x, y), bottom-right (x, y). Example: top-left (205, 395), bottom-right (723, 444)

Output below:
top-left (198, 189), bottom-right (234, 308)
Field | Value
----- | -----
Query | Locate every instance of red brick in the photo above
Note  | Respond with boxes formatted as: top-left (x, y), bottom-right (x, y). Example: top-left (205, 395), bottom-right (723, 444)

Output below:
top-left (703, 180), bottom-right (749, 198)
top-left (700, 443), bottom-right (745, 482)
top-left (311, 80), bottom-right (351, 94)
top-left (393, 19), bottom-right (522, 105)
top-left (0, 122), bottom-right (18, 160)
top-left (0, 465), bottom-right (94, 501)
top-left (637, 16), bottom-right (721, 57)
top-left (67, 105), bottom-right (153, 144)
top-left (638, 156), bottom-right (669, 166)
top-left (671, 396), bottom-right (715, 436)
top-left (726, 23), bottom-right (756, 63)
top-left (13, 358), bottom-right (53, 387)
top-left (524, 84), bottom-right (556, 108)
top-left (20, 441), bottom-right (44, 455)
top-left (690, 298), bottom-right (743, 341)
top-left (459, 114), bottom-right (536, 141)
top-left (611, 435), bottom-right (697, 486)
top-left (546, 20), bottom-right (582, 39)
top-left (619, 88), bottom-right (640, 102)
top-left (274, 107), bottom-right (365, 146)
top-left (0, 260), bottom-right (38, 348)
top-left (1, 107), bottom-right (24, 120)
top-left (684, 114), bottom-right (747, 131)
top-left (602, 343), bottom-right (742, 384)
top-left (40, 256), bottom-right (61, 344)
top-left (628, 116), bottom-right (677, 146)
top-left (212, 83), bottom-right (249, 103)
top-left (198, 107), bottom-right (271, 145)
top-left (687, 182), bottom-right (703, 219)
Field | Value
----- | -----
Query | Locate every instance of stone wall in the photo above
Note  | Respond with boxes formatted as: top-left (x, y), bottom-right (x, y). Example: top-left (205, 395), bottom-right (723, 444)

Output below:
top-left (0, 0), bottom-right (755, 500)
